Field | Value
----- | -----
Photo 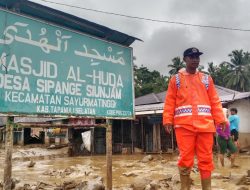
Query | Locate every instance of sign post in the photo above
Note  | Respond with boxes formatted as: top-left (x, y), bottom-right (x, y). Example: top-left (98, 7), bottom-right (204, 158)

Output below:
top-left (0, 9), bottom-right (134, 119)
top-left (3, 116), bottom-right (14, 190)
top-left (106, 119), bottom-right (112, 190)
top-left (0, 9), bottom-right (135, 189)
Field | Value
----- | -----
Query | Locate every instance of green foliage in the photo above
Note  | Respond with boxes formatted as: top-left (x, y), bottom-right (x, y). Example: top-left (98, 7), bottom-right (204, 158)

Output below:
top-left (134, 65), bottom-right (168, 97)
top-left (168, 57), bottom-right (185, 75)
top-left (208, 50), bottom-right (250, 92)
top-left (223, 50), bottom-right (250, 91)
top-left (168, 56), bottom-right (207, 74)
top-left (208, 62), bottom-right (230, 86)
top-left (134, 49), bottom-right (250, 98)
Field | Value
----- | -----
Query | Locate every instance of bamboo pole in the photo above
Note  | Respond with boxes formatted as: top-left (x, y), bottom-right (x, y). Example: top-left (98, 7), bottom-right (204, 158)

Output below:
top-left (3, 116), bottom-right (14, 190)
top-left (106, 119), bottom-right (112, 190)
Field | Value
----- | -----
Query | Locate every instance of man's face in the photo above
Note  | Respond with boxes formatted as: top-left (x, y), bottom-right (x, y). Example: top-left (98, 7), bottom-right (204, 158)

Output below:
top-left (184, 55), bottom-right (200, 70)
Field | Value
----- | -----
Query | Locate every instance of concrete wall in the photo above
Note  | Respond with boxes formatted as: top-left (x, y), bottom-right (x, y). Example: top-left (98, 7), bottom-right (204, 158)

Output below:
top-left (239, 133), bottom-right (250, 148)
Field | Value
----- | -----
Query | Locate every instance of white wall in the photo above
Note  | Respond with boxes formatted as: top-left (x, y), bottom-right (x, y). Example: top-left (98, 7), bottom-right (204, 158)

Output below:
top-left (228, 98), bottom-right (250, 148)
top-left (228, 99), bottom-right (250, 133)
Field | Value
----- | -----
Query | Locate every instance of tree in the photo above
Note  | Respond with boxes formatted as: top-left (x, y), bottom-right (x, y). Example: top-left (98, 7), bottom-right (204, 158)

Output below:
top-left (208, 62), bottom-right (230, 86)
top-left (168, 57), bottom-right (185, 75)
top-left (223, 50), bottom-right (250, 91)
top-left (134, 65), bottom-right (168, 97)
top-left (207, 62), bottom-right (217, 80)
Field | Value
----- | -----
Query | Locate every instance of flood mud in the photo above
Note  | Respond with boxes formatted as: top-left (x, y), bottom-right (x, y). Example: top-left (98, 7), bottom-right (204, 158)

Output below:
top-left (0, 146), bottom-right (249, 189)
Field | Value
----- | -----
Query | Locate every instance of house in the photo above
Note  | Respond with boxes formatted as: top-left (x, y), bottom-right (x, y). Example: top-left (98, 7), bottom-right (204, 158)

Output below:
top-left (135, 85), bottom-right (250, 149)
top-left (218, 86), bottom-right (250, 148)
top-left (1, 85), bottom-right (249, 154)
top-left (0, 117), bottom-right (135, 156)
top-left (135, 91), bottom-right (175, 153)
top-left (14, 117), bottom-right (49, 145)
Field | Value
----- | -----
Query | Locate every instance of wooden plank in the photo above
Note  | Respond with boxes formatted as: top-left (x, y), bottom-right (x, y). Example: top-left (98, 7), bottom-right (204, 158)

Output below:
top-left (157, 124), bottom-right (161, 152)
top-left (153, 124), bottom-right (157, 151)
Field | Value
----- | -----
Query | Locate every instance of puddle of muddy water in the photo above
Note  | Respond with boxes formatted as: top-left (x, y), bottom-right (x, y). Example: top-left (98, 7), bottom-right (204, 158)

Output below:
top-left (0, 147), bottom-right (249, 189)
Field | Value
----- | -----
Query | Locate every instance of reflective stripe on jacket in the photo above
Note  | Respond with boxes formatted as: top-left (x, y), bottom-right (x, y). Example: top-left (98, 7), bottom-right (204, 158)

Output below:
top-left (163, 69), bottom-right (225, 132)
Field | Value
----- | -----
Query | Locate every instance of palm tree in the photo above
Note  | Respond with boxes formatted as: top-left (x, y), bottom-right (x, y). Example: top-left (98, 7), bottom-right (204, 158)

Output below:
top-left (223, 50), bottom-right (250, 92)
top-left (208, 62), bottom-right (230, 86)
top-left (208, 62), bottom-right (217, 79)
top-left (168, 57), bottom-right (185, 75)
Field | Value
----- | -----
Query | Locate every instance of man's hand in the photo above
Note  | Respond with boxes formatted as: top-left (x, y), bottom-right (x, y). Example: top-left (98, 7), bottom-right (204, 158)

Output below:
top-left (164, 124), bottom-right (173, 134)
top-left (218, 122), bottom-right (227, 132)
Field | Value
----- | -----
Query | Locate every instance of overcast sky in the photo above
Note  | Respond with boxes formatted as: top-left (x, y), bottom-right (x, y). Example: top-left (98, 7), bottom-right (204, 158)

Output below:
top-left (31, 0), bottom-right (250, 76)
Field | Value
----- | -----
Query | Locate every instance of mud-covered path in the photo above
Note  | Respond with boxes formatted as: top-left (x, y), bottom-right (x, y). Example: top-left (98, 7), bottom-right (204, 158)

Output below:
top-left (0, 146), bottom-right (249, 189)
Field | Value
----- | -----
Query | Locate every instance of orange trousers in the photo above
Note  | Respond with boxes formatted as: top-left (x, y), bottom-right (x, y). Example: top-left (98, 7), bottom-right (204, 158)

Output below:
top-left (175, 127), bottom-right (214, 172)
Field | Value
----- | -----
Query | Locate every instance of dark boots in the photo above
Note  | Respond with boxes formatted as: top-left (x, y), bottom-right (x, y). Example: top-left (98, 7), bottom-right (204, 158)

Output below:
top-left (179, 167), bottom-right (191, 190)
top-left (201, 178), bottom-right (211, 190)
top-left (179, 167), bottom-right (212, 190)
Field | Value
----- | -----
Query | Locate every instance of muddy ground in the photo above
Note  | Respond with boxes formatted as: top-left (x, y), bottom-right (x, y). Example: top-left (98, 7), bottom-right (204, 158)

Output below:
top-left (0, 145), bottom-right (249, 190)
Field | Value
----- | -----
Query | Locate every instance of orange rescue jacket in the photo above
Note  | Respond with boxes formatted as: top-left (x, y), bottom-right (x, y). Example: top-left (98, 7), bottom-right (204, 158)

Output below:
top-left (163, 69), bottom-right (225, 132)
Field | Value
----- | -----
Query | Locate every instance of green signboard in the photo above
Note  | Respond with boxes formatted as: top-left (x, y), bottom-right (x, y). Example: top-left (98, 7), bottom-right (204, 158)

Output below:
top-left (0, 9), bottom-right (134, 119)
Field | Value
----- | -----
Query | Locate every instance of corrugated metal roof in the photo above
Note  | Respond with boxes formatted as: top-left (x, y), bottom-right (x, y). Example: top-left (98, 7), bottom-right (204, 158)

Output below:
top-left (135, 85), bottom-right (250, 114)
top-left (135, 103), bottom-right (164, 112)
top-left (233, 92), bottom-right (250, 100)
top-left (135, 93), bottom-right (163, 106)
top-left (215, 86), bottom-right (250, 102)
top-left (135, 91), bottom-right (165, 106)
top-left (0, 0), bottom-right (141, 46)
top-left (215, 85), bottom-right (238, 96)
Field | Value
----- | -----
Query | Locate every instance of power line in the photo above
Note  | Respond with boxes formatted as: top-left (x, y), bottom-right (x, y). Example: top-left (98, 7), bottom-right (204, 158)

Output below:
top-left (38, 0), bottom-right (250, 32)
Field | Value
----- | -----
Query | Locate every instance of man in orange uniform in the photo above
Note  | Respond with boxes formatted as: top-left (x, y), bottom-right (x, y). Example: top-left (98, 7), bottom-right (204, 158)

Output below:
top-left (163, 47), bottom-right (226, 190)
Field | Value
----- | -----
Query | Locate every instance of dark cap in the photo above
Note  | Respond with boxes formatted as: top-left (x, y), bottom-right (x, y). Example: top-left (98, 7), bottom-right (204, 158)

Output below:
top-left (183, 47), bottom-right (203, 57)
